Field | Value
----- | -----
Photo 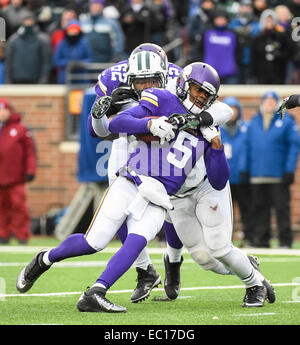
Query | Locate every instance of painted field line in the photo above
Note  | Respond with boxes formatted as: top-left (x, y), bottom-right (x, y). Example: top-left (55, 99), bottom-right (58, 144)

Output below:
top-left (234, 313), bottom-right (278, 317)
top-left (2, 256), bottom-right (300, 268)
top-left (1, 246), bottom-right (300, 256)
top-left (1, 282), bottom-right (298, 299)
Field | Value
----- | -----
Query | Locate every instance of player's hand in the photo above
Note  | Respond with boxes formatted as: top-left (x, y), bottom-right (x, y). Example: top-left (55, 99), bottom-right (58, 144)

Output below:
top-left (148, 116), bottom-right (177, 144)
top-left (111, 87), bottom-right (139, 107)
top-left (200, 126), bottom-right (220, 143)
top-left (277, 95), bottom-right (300, 119)
top-left (91, 96), bottom-right (112, 119)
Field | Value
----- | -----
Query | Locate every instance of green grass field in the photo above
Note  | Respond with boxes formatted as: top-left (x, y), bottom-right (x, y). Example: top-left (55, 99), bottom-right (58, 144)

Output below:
top-left (0, 237), bottom-right (300, 326)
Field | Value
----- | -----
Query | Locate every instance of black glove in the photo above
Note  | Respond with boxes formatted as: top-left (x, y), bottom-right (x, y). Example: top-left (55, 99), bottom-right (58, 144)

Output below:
top-left (25, 174), bottom-right (35, 183)
top-left (285, 95), bottom-right (300, 109)
top-left (282, 173), bottom-right (295, 185)
top-left (277, 94), bottom-right (300, 119)
top-left (109, 87), bottom-right (139, 114)
top-left (240, 172), bottom-right (249, 184)
top-left (168, 111), bottom-right (213, 128)
top-left (91, 87), bottom-right (139, 119)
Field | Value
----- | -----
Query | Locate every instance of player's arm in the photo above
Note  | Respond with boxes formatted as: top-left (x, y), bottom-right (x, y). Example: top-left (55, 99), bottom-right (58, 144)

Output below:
top-left (201, 126), bottom-right (230, 190)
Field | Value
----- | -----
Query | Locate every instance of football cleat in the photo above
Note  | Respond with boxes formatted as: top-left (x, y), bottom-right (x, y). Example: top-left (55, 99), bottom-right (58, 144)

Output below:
top-left (242, 285), bottom-right (267, 307)
top-left (163, 253), bottom-right (183, 300)
top-left (248, 255), bottom-right (276, 303)
top-left (16, 250), bottom-right (51, 293)
top-left (77, 286), bottom-right (127, 313)
top-left (131, 264), bottom-right (161, 303)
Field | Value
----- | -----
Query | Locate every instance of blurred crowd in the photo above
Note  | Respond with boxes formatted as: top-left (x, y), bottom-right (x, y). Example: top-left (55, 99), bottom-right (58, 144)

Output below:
top-left (1, 0), bottom-right (300, 84)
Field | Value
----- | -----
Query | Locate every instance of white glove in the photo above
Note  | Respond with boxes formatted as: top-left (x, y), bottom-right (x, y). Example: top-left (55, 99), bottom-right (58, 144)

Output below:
top-left (148, 116), bottom-right (177, 144)
top-left (200, 126), bottom-right (220, 142)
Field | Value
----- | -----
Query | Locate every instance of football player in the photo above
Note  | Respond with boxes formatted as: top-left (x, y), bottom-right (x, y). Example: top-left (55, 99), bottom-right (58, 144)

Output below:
top-left (277, 94), bottom-right (300, 119)
top-left (89, 43), bottom-right (233, 302)
top-left (75, 61), bottom-right (232, 313)
top-left (75, 62), bottom-right (273, 312)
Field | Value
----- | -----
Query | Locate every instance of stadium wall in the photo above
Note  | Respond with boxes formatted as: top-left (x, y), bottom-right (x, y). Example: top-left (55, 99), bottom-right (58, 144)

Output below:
top-left (1, 85), bottom-right (300, 232)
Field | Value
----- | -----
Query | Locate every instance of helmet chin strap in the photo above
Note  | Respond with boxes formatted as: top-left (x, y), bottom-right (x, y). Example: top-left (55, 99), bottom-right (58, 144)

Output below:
top-left (183, 95), bottom-right (207, 115)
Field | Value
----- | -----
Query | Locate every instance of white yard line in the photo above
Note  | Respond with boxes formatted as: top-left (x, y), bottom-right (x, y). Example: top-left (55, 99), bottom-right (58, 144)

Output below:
top-left (1, 246), bottom-right (300, 256)
top-left (0, 282), bottom-right (298, 299)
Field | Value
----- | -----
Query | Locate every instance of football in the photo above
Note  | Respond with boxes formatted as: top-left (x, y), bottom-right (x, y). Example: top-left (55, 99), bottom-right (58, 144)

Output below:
top-left (134, 115), bottom-right (161, 143)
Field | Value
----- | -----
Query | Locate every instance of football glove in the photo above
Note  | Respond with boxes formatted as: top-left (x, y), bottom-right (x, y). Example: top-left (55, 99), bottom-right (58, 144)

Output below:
top-left (200, 126), bottom-right (220, 142)
top-left (277, 94), bottom-right (300, 119)
top-left (148, 116), bottom-right (177, 144)
top-left (168, 111), bottom-right (213, 131)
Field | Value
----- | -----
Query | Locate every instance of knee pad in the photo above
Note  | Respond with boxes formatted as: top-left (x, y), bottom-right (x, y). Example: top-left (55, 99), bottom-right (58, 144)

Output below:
top-left (196, 198), bottom-right (231, 258)
top-left (190, 248), bottom-right (212, 267)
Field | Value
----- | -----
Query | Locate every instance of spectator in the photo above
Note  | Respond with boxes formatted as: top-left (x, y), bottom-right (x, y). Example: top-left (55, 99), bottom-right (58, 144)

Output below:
top-left (48, 4), bottom-right (78, 52)
top-left (0, 98), bottom-right (36, 245)
top-left (80, 0), bottom-right (125, 62)
top-left (220, 97), bottom-right (253, 246)
top-left (0, 0), bottom-right (10, 10)
top-left (0, 42), bottom-right (4, 84)
top-left (253, 0), bottom-right (268, 21)
top-left (250, 9), bottom-right (291, 84)
top-left (201, 10), bottom-right (240, 83)
top-left (1, 0), bottom-right (28, 38)
top-left (228, 0), bottom-right (260, 83)
top-left (287, 0), bottom-right (300, 18)
top-left (119, 0), bottom-right (153, 55)
top-left (240, 91), bottom-right (300, 248)
top-left (188, 0), bottom-right (217, 63)
top-left (5, 12), bottom-right (51, 83)
top-left (53, 20), bottom-right (93, 84)
top-left (148, 0), bottom-right (172, 46)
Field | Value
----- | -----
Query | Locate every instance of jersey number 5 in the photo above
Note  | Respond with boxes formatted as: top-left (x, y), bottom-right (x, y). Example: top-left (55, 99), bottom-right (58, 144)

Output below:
top-left (167, 131), bottom-right (199, 169)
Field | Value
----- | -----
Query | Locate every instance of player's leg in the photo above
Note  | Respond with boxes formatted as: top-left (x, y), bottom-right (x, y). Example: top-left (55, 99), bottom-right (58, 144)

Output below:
top-left (77, 202), bottom-right (166, 312)
top-left (196, 183), bottom-right (273, 307)
top-left (16, 177), bottom-right (133, 293)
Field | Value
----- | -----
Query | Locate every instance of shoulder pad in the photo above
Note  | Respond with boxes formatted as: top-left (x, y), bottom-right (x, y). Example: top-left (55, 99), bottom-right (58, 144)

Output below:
top-left (96, 60), bottom-right (128, 97)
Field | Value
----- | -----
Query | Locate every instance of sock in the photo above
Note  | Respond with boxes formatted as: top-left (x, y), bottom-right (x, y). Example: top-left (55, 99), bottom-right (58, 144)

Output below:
top-left (133, 248), bottom-right (152, 271)
top-left (218, 247), bottom-right (263, 288)
top-left (163, 221), bottom-right (183, 249)
top-left (96, 233), bottom-right (147, 289)
top-left (116, 222), bottom-right (128, 244)
top-left (166, 244), bottom-right (183, 263)
top-left (47, 233), bottom-right (96, 263)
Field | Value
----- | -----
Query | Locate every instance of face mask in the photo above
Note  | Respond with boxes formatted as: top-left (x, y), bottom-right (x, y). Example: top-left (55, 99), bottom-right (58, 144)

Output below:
top-left (215, 24), bottom-right (226, 31)
top-left (66, 34), bottom-right (81, 45)
top-left (24, 25), bottom-right (34, 36)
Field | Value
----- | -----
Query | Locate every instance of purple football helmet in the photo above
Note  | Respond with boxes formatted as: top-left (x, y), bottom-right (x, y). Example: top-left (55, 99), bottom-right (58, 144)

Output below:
top-left (176, 62), bottom-right (220, 113)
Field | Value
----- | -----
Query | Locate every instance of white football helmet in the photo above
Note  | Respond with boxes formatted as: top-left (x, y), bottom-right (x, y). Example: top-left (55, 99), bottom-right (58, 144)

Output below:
top-left (127, 50), bottom-right (168, 90)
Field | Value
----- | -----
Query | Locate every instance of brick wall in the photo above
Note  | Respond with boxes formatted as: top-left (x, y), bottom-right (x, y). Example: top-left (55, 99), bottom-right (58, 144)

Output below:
top-left (1, 85), bottom-right (300, 232)
top-left (0, 86), bottom-right (81, 219)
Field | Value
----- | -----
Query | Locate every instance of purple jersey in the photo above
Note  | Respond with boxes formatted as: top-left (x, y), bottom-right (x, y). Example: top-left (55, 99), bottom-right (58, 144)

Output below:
top-left (109, 88), bottom-right (209, 195)
top-left (95, 61), bottom-right (181, 98)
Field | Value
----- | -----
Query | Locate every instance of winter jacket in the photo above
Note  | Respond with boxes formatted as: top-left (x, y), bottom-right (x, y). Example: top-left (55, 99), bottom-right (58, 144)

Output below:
top-left (240, 111), bottom-right (300, 179)
top-left (5, 26), bottom-right (51, 83)
top-left (80, 13), bottom-right (125, 62)
top-left (220, 97), bottom-right (249, 184)
top-left (53, 35), bottom-right (93, 84)
top-left (203, 27), bottom-right (238, 78)
top-left (0, 113), bottom-right (36, 186)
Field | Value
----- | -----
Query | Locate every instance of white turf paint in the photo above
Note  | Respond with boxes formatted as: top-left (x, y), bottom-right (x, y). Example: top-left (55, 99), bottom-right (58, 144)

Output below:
top-left (1, 256), bottom-right (300, 268)
top-left (0, 282), bottom-right (299, 299)
top-left (1, 246), bottom-right (300, 256)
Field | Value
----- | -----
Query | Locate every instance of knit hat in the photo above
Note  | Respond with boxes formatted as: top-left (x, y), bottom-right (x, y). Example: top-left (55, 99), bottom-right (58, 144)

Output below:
top-left (0, 98), bottom-right (11, 110)
top-left (261, 91), bottom-right (279, 103)
top-left (90, 0), bottom-right (105, 5)
top-left (65, 20), bottom-right (81, 34)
